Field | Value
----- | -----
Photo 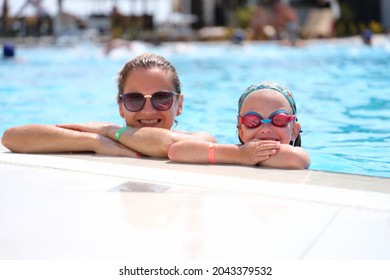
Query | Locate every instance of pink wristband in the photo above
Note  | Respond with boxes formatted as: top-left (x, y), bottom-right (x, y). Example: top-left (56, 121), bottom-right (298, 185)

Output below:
top-left (208, 143), bottom-right (216, 164)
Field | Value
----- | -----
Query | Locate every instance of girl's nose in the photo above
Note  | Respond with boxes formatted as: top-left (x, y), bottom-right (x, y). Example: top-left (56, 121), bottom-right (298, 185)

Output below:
top-left (257, 122), bottom-right (272, 133)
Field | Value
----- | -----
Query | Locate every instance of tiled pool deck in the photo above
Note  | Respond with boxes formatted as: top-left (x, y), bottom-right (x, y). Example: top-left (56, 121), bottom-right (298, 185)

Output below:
top-left (0, 143), bottom-right (389, 260)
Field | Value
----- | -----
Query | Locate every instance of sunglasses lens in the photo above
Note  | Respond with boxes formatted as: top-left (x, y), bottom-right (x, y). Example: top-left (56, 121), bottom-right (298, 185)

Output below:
top-left (123, 93), bottom-right (145, 112)
top-left (272, 113), bottom-right (291, 127)
top-left (242, 114), bottom-right (262, 128)
top-left (152, 91), bottom-right (175, 111)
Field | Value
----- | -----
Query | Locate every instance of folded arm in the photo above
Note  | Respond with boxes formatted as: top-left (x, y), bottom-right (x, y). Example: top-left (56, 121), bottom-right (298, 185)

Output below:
top-left (168, 139), bottom-right (280, 165)
top-left (168, 139), bottom-right (310, 169)
top-left (2, 124), bottom-right (95, 153)
top-left (1, 124), bottom-right (138, 157)
top-left (2, 123), bottom-right (216, 158)
top-left (258, 144), bottom-right (310, 169)
top-left (92, 124), bottom-right (216, 158)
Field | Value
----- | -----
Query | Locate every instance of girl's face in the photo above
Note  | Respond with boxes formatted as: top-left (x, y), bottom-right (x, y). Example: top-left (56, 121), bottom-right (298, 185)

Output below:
top-left (119, 68), bottom-right (183, 129)
top-left (238, 89), bottom-right (300, 144)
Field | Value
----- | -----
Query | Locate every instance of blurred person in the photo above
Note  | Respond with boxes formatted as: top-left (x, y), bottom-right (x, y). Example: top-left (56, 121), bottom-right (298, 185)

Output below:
top-left (1, 42), bottom-right (24, 63)
top-left (317, 0), bottom-right (340, 36)
top-left (104, 5), bottom-right (131, 55)
top-left (271, 0), bottom-right (303, 46)
top-left (104, 38), bottom-right (132, 55)
top-left (250, 5), bottom-right (269, 40)
top-left (231, 28), bottom-right (245, 45)
top-left (1, 0), bottom-right (9, 35)
top-left (2, 53), bottom-right (215, 157)
top-left (361, 28), bottom-right (373, 46)
top-left (110, 5), bottom-right (124, 39)
top-left (2, 42), bottom-right (15, 59)
top-left (317, 0), bottom-right (340, 19)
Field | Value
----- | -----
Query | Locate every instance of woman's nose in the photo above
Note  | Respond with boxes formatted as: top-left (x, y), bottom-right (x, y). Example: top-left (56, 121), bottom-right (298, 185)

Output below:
top-left (141, 96), bottom-right (156, 112)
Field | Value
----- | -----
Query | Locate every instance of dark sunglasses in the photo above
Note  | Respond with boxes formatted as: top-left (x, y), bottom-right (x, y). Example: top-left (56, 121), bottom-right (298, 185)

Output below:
top-left (238, 110), bottom-right (296, 129)
top-left (119, 91), bottom-right (180, 112)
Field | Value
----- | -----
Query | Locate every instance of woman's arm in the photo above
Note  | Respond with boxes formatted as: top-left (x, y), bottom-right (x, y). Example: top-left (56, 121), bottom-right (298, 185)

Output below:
top-left (110, 127), bottom-right (217, 158)
top-left (57, 123), bottom-right (216, 158)
top-left (1, 124), bottom-right (95, 153)
top-left (2, 123), bottom-right (216, 158)
top-left (1, 124), bottom-right (139, 157)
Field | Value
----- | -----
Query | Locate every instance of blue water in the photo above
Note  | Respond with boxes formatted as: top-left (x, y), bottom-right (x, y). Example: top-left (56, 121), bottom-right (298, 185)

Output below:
top-left (1, 40), bottom-right (390, 178)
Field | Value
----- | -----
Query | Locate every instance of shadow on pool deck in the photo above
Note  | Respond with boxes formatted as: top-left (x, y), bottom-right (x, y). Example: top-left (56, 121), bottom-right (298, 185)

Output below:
top-left (1, 143), bottom-right (389, 259)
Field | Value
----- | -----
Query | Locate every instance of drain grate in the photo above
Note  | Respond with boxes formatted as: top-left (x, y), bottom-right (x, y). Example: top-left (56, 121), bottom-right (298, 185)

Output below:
top-left (109, 181), bottom-right (171, 193)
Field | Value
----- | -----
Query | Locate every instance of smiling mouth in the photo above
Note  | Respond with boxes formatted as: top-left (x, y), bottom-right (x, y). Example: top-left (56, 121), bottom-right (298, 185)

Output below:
top-left (258, 137), bottom-right (280, 141)
top-left (138, 119), bottom-right (161, 126)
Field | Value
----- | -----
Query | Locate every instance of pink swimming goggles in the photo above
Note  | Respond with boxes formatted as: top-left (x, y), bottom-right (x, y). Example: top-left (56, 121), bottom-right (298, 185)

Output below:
top-left (238, 109), bottom-right (296, 129)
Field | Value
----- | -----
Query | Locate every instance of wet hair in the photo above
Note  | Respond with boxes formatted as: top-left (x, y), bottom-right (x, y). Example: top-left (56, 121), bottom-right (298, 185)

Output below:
top-left (292, 134), bottom-right (301, 147)
top-left (116, 53), bottom-right (181, 103)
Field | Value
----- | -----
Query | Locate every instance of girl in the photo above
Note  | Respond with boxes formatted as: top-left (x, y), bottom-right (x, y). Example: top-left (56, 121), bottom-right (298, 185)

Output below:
top-left (168, 81), bottom-right (310, 169)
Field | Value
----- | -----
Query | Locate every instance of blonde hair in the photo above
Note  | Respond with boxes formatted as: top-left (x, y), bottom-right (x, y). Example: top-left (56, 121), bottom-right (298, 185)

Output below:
top-left (116, 53), bottom-right (181, 103)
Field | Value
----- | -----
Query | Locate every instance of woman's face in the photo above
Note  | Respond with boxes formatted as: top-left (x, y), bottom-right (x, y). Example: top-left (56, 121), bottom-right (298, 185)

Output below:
top-left (119, 68), bottom-right (183, 129)
top-left (238, 89), bottom-right (300, 144)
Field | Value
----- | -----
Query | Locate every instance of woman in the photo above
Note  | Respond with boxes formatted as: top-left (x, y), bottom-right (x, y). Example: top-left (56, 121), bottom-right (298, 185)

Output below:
top-left (1, 53), bottom-right (215, 158)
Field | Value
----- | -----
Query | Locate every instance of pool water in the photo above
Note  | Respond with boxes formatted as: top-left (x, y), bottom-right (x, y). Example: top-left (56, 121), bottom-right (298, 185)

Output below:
top-left (1, 39), bottom-right (390, 178)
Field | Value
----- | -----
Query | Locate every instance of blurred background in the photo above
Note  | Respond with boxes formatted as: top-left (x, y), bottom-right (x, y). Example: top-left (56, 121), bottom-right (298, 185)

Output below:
top-left (1, 1), bottom-right (390, 177)
top-left (1, 0), bottom-right (389, 44)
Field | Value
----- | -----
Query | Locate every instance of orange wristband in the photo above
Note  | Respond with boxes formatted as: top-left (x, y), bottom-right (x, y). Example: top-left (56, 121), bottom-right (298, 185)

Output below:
top-left (208, 143), bottom-right (216, 164)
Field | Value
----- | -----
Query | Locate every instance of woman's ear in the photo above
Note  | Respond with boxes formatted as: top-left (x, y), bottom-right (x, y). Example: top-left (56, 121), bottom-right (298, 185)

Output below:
top-left (176, 94), bottom-right (184, 116)
top-left (119, 103), bottom-right (125, 118)
top-left (291, 122), bottom-right (301, 141)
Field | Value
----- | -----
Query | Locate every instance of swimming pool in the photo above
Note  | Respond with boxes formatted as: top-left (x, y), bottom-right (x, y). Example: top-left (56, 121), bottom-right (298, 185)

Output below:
top-left (1, 38), bottom-right (390, 178)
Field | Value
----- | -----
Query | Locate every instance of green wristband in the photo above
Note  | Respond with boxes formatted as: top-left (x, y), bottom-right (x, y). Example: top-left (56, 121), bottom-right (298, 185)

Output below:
top-left (115, 126), bottom-right (130, 142)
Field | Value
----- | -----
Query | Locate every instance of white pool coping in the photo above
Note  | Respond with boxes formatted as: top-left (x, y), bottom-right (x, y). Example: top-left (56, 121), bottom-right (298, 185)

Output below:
top-left (0, 143), bottom-right (389, 260)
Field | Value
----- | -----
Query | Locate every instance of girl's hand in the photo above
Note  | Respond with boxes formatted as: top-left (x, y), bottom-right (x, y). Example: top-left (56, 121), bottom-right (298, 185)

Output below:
top-left (238, 139), bottom-right (280, 165)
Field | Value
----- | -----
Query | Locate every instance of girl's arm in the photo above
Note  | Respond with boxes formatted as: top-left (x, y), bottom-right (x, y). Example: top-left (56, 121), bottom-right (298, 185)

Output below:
top-left (168, 140), bottom-right (280, 165)
top-left (169, 140), bottom-right (310, 169)
top-left (258, 144), bottom-right (311, 169)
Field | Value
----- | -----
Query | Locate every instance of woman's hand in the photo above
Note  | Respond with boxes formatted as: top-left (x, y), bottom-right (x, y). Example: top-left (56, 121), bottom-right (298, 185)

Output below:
top-left (57, 124), bottom-right (140, 157)
top-left (93, 134), bottom-right (141, 157)
top-left (56, 122), bottom-right (118, 136)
